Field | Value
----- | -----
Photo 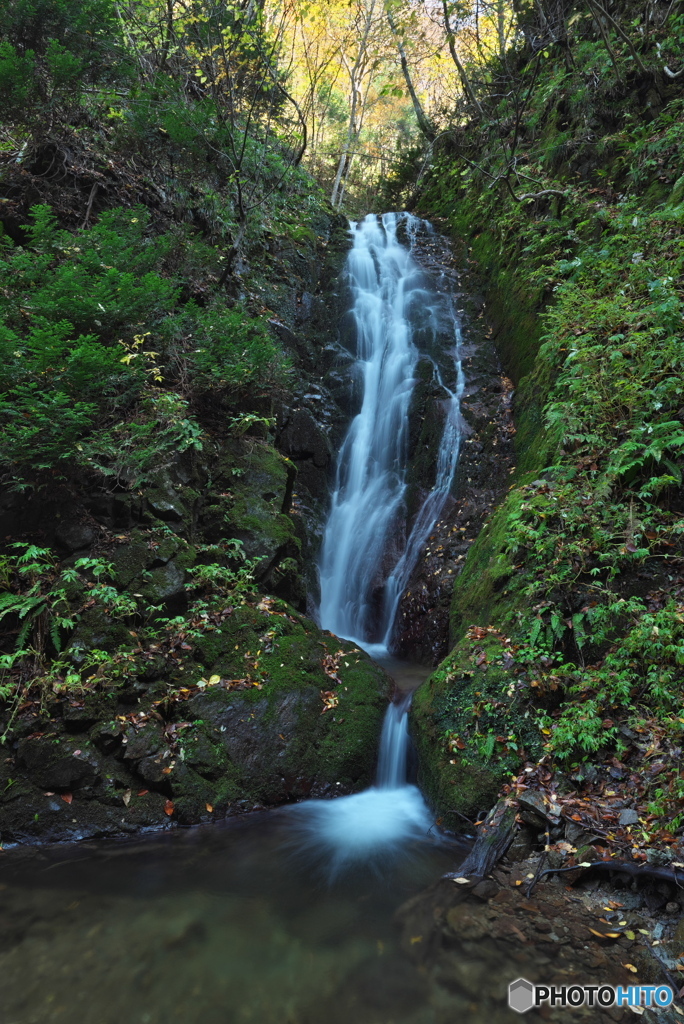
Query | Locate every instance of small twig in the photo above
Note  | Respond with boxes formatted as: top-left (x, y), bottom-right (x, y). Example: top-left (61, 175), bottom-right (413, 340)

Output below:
top-left (525, 851), bottom-right (548, 898)
top-left (81, 183), bottom-right (98, 230)
top-left (517, 189), bottom-right (568, 201)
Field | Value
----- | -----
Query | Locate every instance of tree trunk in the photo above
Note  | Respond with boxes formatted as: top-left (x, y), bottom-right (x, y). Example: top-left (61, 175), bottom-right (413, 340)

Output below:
top-left (386, 5), bottom-right (436, 141)
top-left (441, 0), bottom-right (483, 114)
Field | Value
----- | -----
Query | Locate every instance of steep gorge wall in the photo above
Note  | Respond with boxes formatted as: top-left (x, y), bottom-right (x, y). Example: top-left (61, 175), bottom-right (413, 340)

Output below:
top-left (408, 63), bottom-right (684, 828)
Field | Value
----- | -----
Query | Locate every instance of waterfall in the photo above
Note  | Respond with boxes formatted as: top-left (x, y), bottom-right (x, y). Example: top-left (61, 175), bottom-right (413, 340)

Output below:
top-left (286, 693), bottom-right (433, 876)
top-left (376, 692), bottom-right (412, 788)
top-left (318, 211), bottom-right (463, 654)
top-left (287, 213), bottom-right (465, 874)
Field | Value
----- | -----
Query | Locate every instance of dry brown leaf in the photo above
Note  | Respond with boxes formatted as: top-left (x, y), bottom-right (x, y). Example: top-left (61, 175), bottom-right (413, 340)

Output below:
top-left (164, 799), bottom-right (174, 816)
top-left (61, 793), bottom-right (73, 805)
top-left (206, 803), bottom-right (213, 813)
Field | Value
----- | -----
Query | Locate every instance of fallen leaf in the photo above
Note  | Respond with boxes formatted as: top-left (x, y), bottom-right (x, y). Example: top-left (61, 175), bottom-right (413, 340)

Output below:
top-left (61, 793), bottom-right (73, 804)
top-left (410, 936), bottom-right (423, 944)
top-left (164, 799), bottom-right (174, 816)
top-left (588, 928), bottom-right (621, 938)
top-left (623, 964), bottom-right (638, 973)
top-left (206, 803), bottom-right (213, 813)
top-left (452, 877), bottom-right (471, 884)
top-left (625, 930), bottom-right (636, 940)
top-left (137, 789), bottom-right (149, 797)
top-left (43, 791), bottom-right (55, 796)
top-left (122, 789), bottom-right (132, 807)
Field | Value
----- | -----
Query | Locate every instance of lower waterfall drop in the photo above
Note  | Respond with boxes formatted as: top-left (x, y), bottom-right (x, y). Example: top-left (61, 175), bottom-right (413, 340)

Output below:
top-left (286, 692), bottom-right (432, 877)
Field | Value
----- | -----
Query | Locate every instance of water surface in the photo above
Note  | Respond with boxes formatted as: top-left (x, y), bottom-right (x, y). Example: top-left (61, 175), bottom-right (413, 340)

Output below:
top-left (0, 810), bottom-right (460, 1024)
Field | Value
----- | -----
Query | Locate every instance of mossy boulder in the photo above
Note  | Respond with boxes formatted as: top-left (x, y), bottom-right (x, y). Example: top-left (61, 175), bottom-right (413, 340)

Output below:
top-left (0, 599), bottom-right (390, 844)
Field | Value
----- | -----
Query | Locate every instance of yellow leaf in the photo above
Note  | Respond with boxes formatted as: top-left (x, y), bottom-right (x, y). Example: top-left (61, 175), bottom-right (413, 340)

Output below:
top-left (623, 964), bottom-right (638, 973)
top-left (205, 803), bottom-right (213, 813)
top-left (208, 675), bottom-right (221, 685)
top-left (410, 936), bottom-right (422, 944)
top-left (625, 930), bottom-right (636, 940)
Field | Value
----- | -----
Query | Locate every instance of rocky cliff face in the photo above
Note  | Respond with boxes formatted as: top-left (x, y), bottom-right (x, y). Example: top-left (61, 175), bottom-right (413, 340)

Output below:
top-left (0, 206), bottom-right (397, 845)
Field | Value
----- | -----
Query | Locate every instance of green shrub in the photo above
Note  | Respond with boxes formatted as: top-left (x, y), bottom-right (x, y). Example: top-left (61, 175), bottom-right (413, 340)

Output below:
top-left (167, 303), bottom-right (290, 392)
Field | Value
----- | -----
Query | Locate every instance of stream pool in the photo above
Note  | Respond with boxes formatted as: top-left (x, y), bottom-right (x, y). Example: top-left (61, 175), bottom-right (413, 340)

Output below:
top-left (0, 808), bottom-right (463, 1024)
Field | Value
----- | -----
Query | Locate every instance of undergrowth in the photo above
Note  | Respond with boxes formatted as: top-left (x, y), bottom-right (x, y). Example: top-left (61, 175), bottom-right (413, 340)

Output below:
top-left (403, 17), bottom-right (684, 830)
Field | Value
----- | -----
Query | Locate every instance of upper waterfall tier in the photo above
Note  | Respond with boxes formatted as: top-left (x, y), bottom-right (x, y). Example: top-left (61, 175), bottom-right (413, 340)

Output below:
top-left (318, 212), bottom-right (464, 652)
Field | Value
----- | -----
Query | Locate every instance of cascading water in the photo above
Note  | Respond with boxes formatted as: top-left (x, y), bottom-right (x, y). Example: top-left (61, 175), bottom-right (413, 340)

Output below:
top-left (318, 212), bottom-right (464, 655)
top-left (287, 691), bottom-right (432, 877)
top-left (289, 213), bottom-right (465, 874)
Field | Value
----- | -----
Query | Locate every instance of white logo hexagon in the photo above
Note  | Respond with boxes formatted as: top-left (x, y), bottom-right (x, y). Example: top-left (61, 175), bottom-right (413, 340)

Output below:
top-left (508, 977), bottom-right (535, 1014)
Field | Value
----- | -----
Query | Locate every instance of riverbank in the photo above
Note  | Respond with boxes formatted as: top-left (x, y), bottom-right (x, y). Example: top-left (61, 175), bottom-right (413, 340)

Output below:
top-left (401, 41), bottom-right (684, 878)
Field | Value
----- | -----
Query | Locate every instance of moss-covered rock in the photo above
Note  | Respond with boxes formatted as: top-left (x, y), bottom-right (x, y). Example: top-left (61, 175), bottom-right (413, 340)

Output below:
top-left (0, 597), bottom-right (390, 844)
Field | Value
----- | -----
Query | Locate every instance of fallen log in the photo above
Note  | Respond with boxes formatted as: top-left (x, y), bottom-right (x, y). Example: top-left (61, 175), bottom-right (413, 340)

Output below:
top-left (530, 858), bottom-right (684, 894)
top-left (444, 798), bottom-right (517, 880)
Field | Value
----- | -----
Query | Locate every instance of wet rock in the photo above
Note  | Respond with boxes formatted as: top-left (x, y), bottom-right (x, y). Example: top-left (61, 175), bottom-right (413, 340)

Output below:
top-left (141, 559), bottom-right (186, 604)
top-left (517, 789), bottom-right (559, 827)
top-left (395, 867), bottom-right (664, 1022)
top-left (91, 721), bottom-right (123, 754)
top-left (121, 725), bottom-right (164, 762)
top-left (17, 737), bottom-right (102, 791)
top-left (55, 518), bottom-right (98, 552)
top-left (279, 407), bottom-right (331, 468)
top-left (137, 754), bottom-right (171, 785)
top-left (146, 489), bottom-right (186, 522)
top-left (506, 826), bottom-right (536, 861)
top-left (68, 607), bottom-right (133, 655)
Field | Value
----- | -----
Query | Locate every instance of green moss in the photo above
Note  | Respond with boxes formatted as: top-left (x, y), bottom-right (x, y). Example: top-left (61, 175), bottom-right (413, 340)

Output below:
top-left (409, 49), bottom-right (684, 829)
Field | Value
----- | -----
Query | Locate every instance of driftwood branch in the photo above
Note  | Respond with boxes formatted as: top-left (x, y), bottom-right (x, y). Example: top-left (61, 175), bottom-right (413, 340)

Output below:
top-left (528, 858), bottom-right (684, 896)
top-left (444, 798), bottom-right (517, 880)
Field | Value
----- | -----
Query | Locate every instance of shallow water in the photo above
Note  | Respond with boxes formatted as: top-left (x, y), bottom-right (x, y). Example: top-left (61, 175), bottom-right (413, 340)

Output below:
top-left (0, 807), bottom-right (465, 1024)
